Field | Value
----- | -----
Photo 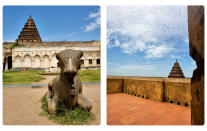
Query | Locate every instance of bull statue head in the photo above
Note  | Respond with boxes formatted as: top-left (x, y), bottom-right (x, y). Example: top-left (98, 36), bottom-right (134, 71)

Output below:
top-left (56, 49), bottom-right (83, 75)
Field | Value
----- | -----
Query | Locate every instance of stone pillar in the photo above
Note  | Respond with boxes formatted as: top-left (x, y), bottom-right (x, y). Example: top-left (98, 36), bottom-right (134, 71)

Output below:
top-left (12, 58), bottom-right (15, 68)
top-left (21, 59), bottom-right (24, 67)
top-left (49, 58), bottom-right (52, 72)
top-left (5, 58), bottom-right (8, 71)
top-left (31, 58), bottom-right (34, 68)
top-left (85, 59), bottom-right (89, 66)
top-left (40, 57), bottom-right (43, 68)
top-left (93, 59), bottom-right (96, 66)
top-left (188, 6), bottom-right (204, 125)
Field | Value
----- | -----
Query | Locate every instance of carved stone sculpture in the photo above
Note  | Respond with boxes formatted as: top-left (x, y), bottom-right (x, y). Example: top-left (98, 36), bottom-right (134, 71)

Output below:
top-left (46, 49), bottom-right (92, 114)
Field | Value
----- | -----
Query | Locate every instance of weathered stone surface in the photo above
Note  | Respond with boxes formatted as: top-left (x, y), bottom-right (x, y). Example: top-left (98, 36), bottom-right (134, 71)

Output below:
top-left (107, 78), bottom-right (123, 94)
top-left (168, 60), bottom-right (185, 78)
top-left (3, 41), bottom-right (100, 70)
top-left (123, 79), bottom-right (164, 102)
top-left (164, 81), bottom-right (191, 107)
top-left (16, 16), bottom-right (42, 42)
top-left (46, 49), bottom-right (92, 114)
top-left (188, 6), bottom-right (204, 125)
top-left (107, 76), bottom-right (191, 106)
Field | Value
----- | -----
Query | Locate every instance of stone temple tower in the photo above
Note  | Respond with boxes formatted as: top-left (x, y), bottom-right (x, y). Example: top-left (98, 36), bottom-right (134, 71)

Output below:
top-left (16, 15), bottom-right (42, 42)
top-left (168, 60), bottom-right (185, 78)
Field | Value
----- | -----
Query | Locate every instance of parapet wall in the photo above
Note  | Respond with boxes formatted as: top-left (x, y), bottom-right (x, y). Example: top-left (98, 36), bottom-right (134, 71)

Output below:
top-left (3, 40), bottom-right (100, 48)
top-left (164, 81), bottom-right (191, 106)
top-left (107, 76), bottom-right (191, 107)
top-left (107, 78), bottom-right (123, 94)
top-left (123, 79), bottom-right (164, 102)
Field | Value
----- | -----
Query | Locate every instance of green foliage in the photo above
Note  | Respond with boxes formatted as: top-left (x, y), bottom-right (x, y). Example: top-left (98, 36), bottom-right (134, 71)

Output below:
top-left (3, 70), bottom-right (45, 85)
top-left (40, 95), bottom-right (96, 125)
top-left (78, 69), bottom-right (100, 82)
top-left (9, 42), bottom-right (24, 49)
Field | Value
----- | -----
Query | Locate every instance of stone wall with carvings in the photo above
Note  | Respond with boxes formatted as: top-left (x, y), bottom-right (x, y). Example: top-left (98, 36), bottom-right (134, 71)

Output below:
top-left (3, 41), bottom-right (101, 70)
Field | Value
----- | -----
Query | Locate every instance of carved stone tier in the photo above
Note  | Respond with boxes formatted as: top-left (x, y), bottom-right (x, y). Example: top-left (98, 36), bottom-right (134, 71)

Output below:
top-left (168, 60), bottom-right (185, 78)
top-left (16, 16), bottom-right (42, 42)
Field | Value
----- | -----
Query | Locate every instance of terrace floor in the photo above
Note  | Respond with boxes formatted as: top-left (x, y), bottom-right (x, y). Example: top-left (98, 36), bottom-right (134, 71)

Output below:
top-left (107, 93), bottom-right (191, 125)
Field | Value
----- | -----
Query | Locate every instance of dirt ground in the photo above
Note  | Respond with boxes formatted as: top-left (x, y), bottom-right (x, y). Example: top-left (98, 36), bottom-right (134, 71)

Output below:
top-left (3, 75), bottom-right (100, 125)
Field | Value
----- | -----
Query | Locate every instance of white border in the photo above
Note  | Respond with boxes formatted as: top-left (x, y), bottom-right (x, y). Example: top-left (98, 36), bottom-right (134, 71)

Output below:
top-left (0, 0), bottom-right (207, 131)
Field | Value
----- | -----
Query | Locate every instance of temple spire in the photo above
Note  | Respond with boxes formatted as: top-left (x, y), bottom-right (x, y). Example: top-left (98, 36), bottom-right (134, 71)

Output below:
top-left (16, 15), bottom-right (42, 42)
top-left (168, 60), bottom-right (185, 78)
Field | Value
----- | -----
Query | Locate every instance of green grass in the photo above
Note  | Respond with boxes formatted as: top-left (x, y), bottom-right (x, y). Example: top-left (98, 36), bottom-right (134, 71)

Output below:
top-left (3, 69), bottom-right (100, 85)
top-left (40, 95), bottom-right (96, 125)
top-left (78, 69), bottom-right (100, 83)
top-left (3, 70), bottom-right (46, 85)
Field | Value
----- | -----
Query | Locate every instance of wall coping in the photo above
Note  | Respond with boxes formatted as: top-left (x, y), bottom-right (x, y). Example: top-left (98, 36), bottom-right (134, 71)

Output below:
top-left (107, 76), bottom-right (191, 83)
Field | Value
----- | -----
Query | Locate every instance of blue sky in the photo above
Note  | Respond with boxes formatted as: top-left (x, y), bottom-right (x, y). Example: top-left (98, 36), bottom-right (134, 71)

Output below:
top-left (107, 6), bottom-right (196, 78)
top-left (3, 6), bottom-right (100, 42)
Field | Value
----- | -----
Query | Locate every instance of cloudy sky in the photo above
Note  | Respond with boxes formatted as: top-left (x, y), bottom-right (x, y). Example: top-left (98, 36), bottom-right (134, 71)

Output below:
top-left (3, 6), bottom-right (100, 42)
top-left (107, 6), bottom-right (196, 77)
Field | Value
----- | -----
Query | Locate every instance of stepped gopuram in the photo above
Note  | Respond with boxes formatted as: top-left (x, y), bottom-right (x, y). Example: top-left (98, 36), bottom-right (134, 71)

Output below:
top-left (16, 16), bottom-right (42, 42)
top-left (3, 16), bottom-right (100, 71)
top-left (168, 60), bottom-right (185, 78)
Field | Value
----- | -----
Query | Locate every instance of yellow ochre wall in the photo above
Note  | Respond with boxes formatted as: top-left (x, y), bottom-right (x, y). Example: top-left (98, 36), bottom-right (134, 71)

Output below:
top-left (107, 76), bottom-right (191, 107)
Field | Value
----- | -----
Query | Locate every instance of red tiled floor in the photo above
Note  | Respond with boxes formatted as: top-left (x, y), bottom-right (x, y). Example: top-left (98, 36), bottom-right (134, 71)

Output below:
top-left (107, 93), bottom-right (191, 125)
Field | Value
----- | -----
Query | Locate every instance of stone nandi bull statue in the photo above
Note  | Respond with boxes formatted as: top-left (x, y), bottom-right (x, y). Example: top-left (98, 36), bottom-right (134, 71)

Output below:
top-left (46, 49), bottom-right (92, 114)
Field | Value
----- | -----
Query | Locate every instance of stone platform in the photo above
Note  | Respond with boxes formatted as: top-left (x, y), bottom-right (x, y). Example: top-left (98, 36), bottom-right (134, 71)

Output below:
top-left (107, 93), bottom-right (191, 125)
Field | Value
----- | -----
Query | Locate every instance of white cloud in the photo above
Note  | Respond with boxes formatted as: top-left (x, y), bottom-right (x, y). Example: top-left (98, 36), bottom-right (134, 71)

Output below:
top-left (170, 55), bottom-right (181, 59)
top-left (64, 33), bottom-right (76, 38)
top-left (146, 45), bottom-right (173, 58)
top-left (107, 6), bottom-right (188, 58)
top-left (43, 32), bottom-right (76, 41)
top-left (121, 40), bottom-right (146, 54)
top-left (84, 10), bottom-right (100, 32)
top-left (120, 64), bottom-right (155, 70)
top-left (114, 40), bottom-right (120, 47)
top-left (89, 11), bottom-right (99, 18)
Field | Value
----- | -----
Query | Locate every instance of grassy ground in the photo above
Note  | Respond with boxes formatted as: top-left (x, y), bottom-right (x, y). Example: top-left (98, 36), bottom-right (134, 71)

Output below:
top-left (40, 95), bottom-right (95, 125)
top-left (78, 69), bottom-right (100, 83)
top-left (3, 70), bottom-right (46, 85)
top-left (3, 69), bottom-right (100, 85)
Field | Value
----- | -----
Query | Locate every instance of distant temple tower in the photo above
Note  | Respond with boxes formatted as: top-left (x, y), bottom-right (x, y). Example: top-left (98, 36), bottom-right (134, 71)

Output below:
top-left (16, 15), bottom-right (42, 42)
top-left (168, 60), bottom-right (185, 78)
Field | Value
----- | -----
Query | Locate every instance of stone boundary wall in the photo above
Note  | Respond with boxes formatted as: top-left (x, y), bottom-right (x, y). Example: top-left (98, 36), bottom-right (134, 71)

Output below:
top-left (107, 76), bottom-right (191, 107)
top-left (123, 79), bottom-right (164, 102)
top-left (107, 78), bottom-right (123, 94)
top-left (164, 81), bottom-right (191, 107)
top-left (3, 40), bottom-right (100, 48)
